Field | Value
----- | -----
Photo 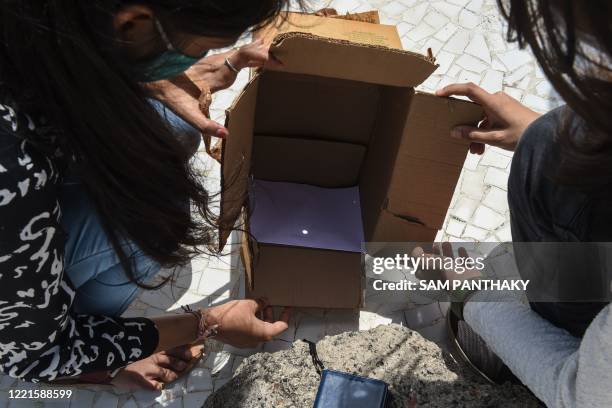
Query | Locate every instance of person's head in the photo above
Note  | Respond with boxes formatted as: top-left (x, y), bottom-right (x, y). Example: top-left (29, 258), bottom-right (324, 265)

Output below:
top-left (0, 1), bottom-right (301, 287)
top-left (111, 2), bottom-right (284, 81)
top-left (497, 0), bottom-right (612, 188)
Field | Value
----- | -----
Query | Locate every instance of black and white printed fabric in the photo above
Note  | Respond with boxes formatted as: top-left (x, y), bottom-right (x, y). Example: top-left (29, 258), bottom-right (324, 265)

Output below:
top-left (0, 100), bottom-right (158, 383)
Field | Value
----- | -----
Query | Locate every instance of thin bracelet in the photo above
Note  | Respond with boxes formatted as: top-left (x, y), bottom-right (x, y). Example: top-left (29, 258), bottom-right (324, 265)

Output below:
top-left (182, 305), bottom-right (220, 341)
top-left (224, 57), bottom-right (240, 74)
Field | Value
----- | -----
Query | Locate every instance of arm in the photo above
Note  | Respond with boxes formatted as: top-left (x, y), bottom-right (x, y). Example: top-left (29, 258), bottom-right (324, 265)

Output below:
top-left (151, 301), bottom-right (291, 352)
top-left (0, 120), bottom-right (289, 384)
top-left (465, 295), bottom-right (612, 407)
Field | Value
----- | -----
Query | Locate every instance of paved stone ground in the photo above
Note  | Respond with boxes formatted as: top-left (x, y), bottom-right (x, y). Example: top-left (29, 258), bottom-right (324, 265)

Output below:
top-left (0, 1), bottom-right (562, 407)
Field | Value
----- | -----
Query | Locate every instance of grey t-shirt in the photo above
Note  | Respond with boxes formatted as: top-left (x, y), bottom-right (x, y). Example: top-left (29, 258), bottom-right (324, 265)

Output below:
top-left (508, 106), bottom-right (610, 336)
top-left (465, 108), bottom-right (612, 407)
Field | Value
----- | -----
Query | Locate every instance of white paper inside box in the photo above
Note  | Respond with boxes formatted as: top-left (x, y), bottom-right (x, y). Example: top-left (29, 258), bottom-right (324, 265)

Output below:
top-left (219, 34), bottom-right (483, 309)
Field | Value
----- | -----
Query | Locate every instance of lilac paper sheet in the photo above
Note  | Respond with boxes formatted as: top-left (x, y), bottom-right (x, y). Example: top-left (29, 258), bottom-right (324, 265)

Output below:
top-left (249, 180), bottom-right (364, 253)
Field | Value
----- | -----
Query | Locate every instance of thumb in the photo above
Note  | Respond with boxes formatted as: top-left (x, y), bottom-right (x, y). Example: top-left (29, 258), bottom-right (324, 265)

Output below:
top-left (183, 114), bottom-right (227, 138)
top-left (140, 377), bottom-right (163, 391)
top-left (240, 49), bottom-right (269, 67)
top-left (259, 320), bottom-right (289, 340)
top-left (450, 125), bottom-right (504, 145)
top-left (253, 306), bottom-right (291, 340)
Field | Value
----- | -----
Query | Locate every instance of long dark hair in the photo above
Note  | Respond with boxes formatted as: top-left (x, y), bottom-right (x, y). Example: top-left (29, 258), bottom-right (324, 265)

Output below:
top-left (497, 0), bottom-right (612, 188)
top-left (0, 1), bottom-right (297, 287)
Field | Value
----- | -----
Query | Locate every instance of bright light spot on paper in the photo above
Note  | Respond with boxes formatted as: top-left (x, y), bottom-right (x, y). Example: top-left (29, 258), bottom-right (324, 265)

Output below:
top-left (302, 229), bottom-right (309, 235)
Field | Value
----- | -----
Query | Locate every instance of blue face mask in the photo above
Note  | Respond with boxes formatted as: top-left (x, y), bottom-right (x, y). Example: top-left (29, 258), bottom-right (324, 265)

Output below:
top-left (136, 20), bottom-right (208, 82)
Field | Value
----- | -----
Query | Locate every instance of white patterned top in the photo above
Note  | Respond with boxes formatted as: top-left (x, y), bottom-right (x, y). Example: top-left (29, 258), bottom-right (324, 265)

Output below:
top-left (0, 102), bottom-right (158, 383)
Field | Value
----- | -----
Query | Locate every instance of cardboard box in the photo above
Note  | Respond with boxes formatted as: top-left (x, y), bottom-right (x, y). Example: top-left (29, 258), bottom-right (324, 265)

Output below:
top-left (218, 13), bottom-right (483, 309)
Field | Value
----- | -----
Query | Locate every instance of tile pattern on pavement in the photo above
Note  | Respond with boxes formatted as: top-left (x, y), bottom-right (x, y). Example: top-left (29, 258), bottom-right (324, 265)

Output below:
top-left (0, 1), bottom-right (563, 406)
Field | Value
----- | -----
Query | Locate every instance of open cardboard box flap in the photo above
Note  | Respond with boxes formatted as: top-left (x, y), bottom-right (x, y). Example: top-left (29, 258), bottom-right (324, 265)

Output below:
top-left (270, 33), bottom-right (436, 88)
top-left (384, 92), bottom-right (484, 230)
top-left (219, 32), bottom-right (483, 251)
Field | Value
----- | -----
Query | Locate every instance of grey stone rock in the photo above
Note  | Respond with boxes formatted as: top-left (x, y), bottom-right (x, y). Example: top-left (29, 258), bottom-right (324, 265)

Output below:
top-left (204, 324), bottom-right (541, 408)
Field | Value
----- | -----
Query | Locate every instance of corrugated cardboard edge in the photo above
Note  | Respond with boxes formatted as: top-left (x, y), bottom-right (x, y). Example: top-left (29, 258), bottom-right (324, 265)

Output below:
top-left (239, 211), bottom-right (255, 294)
top-left (256, 11), bottom-right (397, 48)
top-left (219, 76), bottom-right (260, 251)
top-left (331, 10), bottom-right (380, 24)
top-left (269, 32), bottom-right (438, 88)
top-left (272, 32), bottom-right (431, 60)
